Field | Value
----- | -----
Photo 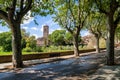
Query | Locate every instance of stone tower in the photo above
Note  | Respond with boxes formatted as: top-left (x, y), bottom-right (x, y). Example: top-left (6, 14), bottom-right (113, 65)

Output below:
top-left (43, 25), bottom-right (49, 46)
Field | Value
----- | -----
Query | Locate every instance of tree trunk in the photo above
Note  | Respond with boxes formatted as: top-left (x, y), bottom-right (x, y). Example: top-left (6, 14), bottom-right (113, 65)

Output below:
top-left (73, 36), bottom-right (79, 56)
top-left (95, 36), bottom-right (100, 53)
top-left (106, 16), bottom-right (115, 65)
top-left (11, 23), bottom-right (23, 68)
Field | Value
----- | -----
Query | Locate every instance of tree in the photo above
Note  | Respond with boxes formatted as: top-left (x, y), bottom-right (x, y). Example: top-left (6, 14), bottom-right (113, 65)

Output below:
top-left (115, 26), bottom-right (120, 44)
top-left (0, 30), bottom-right (31, 52)
top-left (0, 0), bottom-right (33, 68)
top-left (21, 29), bottom-right (30, 49)
top-left (0, 32), bottom-right (12, 51)
top-left (86, 12), bottom-right (106, 53)
top-left (65, 32), bottom-right (73, 45)
top-left (52, 0), bottom-right (91, 56)
top-left (26, 36), bottom-right (36, 49)
top-left (49, 30), bottom-right (66, 45)
top-left (94, 0), bottom-right (120, 65)
top-left (0, 0), bottom-right (55, 68)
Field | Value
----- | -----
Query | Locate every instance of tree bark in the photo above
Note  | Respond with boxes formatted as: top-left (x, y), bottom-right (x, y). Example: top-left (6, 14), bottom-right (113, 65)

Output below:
top-left (106, 28), bottom-right (115, 65)
top-left (106, 16), bottom-right (115, 65)
top-left (11, 23), bottom-right (23, 68)
top-left (95, 36), bottom-right (100, 53)
top-left (73, 35), bottom-right (79, 56)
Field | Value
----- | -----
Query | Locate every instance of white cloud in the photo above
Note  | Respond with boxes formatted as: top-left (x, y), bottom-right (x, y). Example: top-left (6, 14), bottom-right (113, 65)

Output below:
top-left (22, 26), bottom-right (28, 30)
top-left (45, 19), bottom-right (57, 27)
top-left (49, 29), bottom-right (54, 34)
top-left (32, 34), bottom-right (39, 39)
top-left (81, 31), bottom-right (90, 37)
top-left (40, 19), bottom-right (61, 34)
top-left (41, 19), bottom-right (57, 28)
top-left (40, 24), bottom-right (48, 32)
top-left (0, 31), bottom-right (3, 33)
top-left (31, 27), bottom-right (38, 31)
top-left (57, 27), bottom-right (62, 30)
top-left (40, 25), bottom-right (43, 32)
top-left (49, 28), bottom-right (62, 34)
top-left (39, 18), bottom-right (60, 34)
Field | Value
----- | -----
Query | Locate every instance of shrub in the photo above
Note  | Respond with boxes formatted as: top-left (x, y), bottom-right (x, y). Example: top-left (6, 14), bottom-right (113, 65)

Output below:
top-left (0, 46), bottom-right (3, 52)
top-left (22, 47), bottom-right (32, 52)
top-left (40, 45), bottom-right (74, 52)
top-left (34, 46), bottom-right (43, 52)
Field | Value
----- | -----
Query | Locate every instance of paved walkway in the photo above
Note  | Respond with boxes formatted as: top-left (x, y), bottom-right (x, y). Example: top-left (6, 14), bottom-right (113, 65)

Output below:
top-left (0, 51), bottom-right (106, 80)
top-left (0, 51), bottom-right (98, 70)
top-left (89, 65), bottom-right (120, 80)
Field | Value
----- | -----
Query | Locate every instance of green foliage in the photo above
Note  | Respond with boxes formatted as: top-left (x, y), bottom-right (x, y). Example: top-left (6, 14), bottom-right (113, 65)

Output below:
top-left (0, 0), bottom-right (53, 67)
top-left (41, 45), bottom-right (74, 52)
top-left (49, 30), bottom-right (66, 45)
top-left (64, 32), bottom-right (73, 45)
top-left (21, 38), bottom-right (26, 49)
top-left (0, 30), bottom-right (37, 52)
top-left (22, 47), bottom-right (32, 52)
top-left (33, 46), bottom-right (43, 52)
top-left (0, 46), bottom-right (4, 52)
top-left (0, 32), bottom-right (12, 52)
top-left (49, 0), bottom-right (92, 55)
top-left (21, 29), bottom-right (37, 49)
top-left (53, 0), bottom-right (91, 30)
top-left (86, 12), bottom-right (106, 33)
top-left (21, 46), bottom-right (43, 52)
top-left (115, 26), bottom-right (120, 42)
top-left (26, 36), bottom-right (36, 48)
top-left (49, 29), bottom-right (82, 46)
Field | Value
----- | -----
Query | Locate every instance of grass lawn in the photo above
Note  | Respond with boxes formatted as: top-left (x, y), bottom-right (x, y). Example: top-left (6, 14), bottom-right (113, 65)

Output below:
top-left (0, 50), bottom-right (74, 56)
top-left (0, 52), bottom-right (37, 56)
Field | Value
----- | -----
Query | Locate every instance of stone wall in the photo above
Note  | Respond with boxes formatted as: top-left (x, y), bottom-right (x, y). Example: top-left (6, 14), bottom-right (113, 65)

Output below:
top-left (0, 48), bottom-right (105, 63)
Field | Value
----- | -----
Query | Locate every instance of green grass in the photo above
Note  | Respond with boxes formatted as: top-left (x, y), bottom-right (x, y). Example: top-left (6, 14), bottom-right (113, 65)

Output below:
top-left (0, 50), bottom-right (73, 56)
top-left (0, 45), bottom-right (97, 56)
top-left (0, 52), bottom-right (38, 56)
top-left (0, 52), bottom-right (12, 56)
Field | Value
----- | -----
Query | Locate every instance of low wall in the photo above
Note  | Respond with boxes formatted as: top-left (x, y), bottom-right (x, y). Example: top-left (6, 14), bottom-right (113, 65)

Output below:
top-left (0, 48), bottom-right (105, 63)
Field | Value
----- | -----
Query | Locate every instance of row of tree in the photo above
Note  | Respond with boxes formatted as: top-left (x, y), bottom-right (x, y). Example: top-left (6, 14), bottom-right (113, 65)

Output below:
top-left (46, 0), bottom-right (120, 66)
top-left (0, 0), bottom-right (120, 68)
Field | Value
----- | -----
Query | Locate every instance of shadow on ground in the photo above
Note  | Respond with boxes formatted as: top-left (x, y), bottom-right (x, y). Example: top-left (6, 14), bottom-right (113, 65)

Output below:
top-left (0, 52), bottom-right (106, 80)
top-left (89, 64), bottom-right (120, 80)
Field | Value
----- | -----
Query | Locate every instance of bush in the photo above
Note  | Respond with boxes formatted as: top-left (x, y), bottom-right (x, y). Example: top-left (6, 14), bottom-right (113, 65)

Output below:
top-left (40, 45), bottom-right (74, 52)
top-left (0, 46), bottom-right (3, 52)
top-left (34, 46), bottom-right (43, 52)
top-left (22, 47), bottom-right (32, 52)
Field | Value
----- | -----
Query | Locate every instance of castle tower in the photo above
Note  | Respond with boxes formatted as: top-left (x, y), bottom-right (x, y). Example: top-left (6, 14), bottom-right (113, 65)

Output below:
top-left (43, 25), bottom-right (49, 46)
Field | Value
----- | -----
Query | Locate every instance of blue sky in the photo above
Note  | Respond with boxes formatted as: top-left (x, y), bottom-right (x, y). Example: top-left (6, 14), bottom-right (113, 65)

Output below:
top-left (0, 15), bottom-right (89, 38)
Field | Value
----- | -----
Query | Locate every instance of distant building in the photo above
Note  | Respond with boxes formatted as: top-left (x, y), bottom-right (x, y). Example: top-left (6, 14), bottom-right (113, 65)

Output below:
top-left (81, 34), bottom-right (97, 48)
top-left (37, 25), bottom-right (49, 46)
top-left (81, 35), bottom-right (93, 45)
top-left (82, 34), bottom-right (108, 49)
